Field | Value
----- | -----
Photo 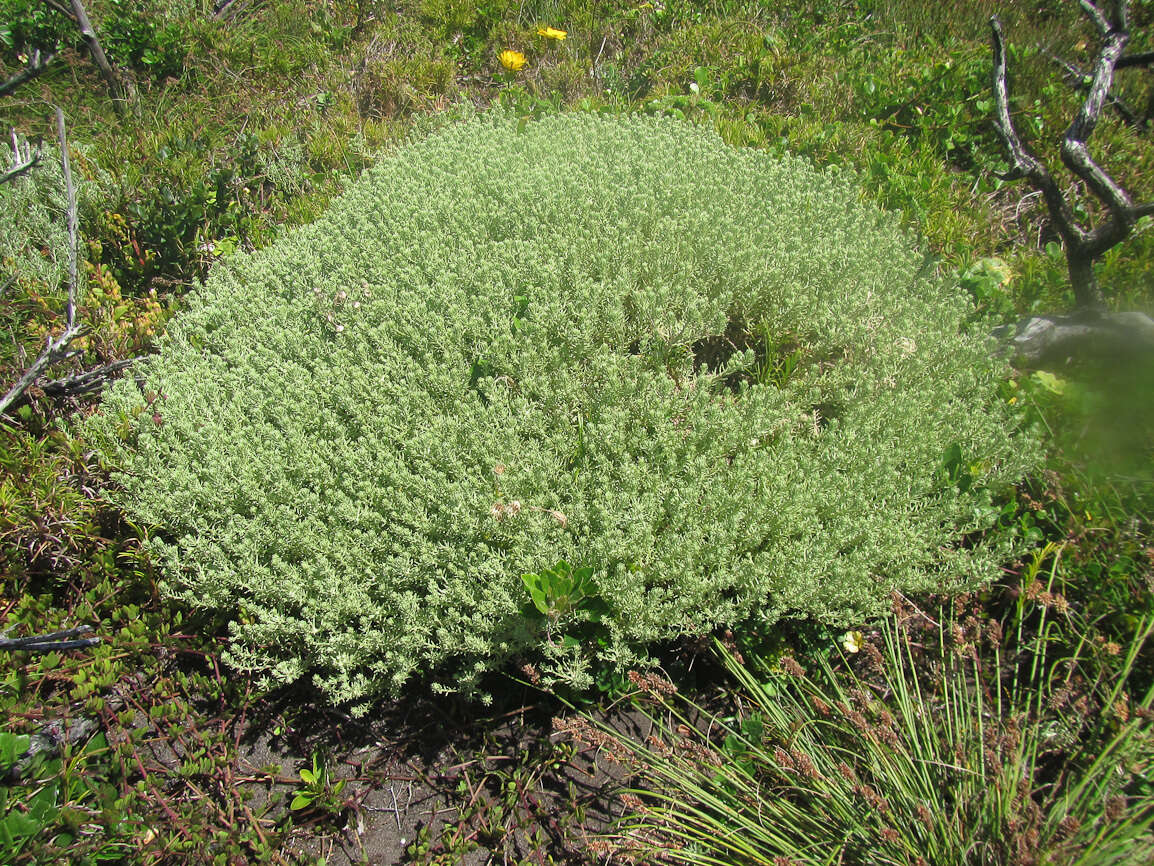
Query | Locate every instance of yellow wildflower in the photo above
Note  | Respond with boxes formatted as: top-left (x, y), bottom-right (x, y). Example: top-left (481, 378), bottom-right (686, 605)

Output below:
top-left (537, 26), bottom-right (567, 40)
top-left (841, 630), bottom-right (864, 654)
top-left (499, 50), bottom-right (527, 71)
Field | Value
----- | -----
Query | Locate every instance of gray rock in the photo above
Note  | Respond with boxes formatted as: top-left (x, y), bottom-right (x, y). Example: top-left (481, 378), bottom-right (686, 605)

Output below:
top-left (992, 311), bottom-right (1154, 367)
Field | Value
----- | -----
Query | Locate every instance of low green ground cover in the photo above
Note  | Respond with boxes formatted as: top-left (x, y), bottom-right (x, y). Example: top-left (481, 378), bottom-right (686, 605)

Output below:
top-left (1, 1), bottom-right (1151, 862)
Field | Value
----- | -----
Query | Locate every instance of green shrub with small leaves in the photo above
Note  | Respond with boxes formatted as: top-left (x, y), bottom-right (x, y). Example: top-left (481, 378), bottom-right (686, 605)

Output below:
top-left (86, 113), bottom-right (1036, 710)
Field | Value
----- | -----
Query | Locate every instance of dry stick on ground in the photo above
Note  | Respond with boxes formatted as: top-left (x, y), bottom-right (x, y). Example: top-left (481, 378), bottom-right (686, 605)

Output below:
top-left (989, 1), bottom-right (1154, 313)
top-left (0, 126), bottom-right (138, 407)
top-left (0, 109), bottom-right (85, 419)
top-left (0, 626), bottom-right (99, 653)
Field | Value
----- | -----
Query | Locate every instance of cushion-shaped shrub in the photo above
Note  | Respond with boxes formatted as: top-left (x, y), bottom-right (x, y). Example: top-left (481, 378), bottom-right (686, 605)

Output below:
top-left (87, 113), bottom-right (1035, 709)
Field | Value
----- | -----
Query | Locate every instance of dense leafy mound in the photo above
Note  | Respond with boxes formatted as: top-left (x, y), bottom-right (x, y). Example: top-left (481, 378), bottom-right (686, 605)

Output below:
top-left (88, 114), bottom-right (1034, 709)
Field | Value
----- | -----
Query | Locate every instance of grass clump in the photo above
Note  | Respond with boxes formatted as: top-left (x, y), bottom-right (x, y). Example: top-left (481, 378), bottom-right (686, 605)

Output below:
top-left (86, 112), bottom-right (1036, 710)
top-left (587, 552), bottom-right (1154, 864)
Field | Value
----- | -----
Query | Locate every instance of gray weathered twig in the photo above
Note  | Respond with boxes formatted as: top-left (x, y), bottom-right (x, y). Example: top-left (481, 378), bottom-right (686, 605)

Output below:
top-left (0, 49), bottom-right (57, 99)
top-left (1, 128), bottom-right (41, 185)
top-left (0, 626), bottom-right (100, 653)
top-left (990, 0), bottom-right (1154, 311)
top-left (41, 357), bottom-right (137, 399)
top-left (59, 112), bottom-right (78, 327)
top-left (0, 108), bottom-right (85, 419)
top-left (1046, 49), bottom-right (1146, 130)
top-left (67, 0), bottom-right (127, 108)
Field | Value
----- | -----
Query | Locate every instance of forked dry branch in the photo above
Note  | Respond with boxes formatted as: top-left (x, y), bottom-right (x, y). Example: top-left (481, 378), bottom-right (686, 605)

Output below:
top-left (0, 114), bottom-right (140, 416)
top-left (0, 625), bottom-right (99, 654)
top-left (0, 109), bottom-right (83, 419)
top-left (990, 0), bottom-right (1154, 364)
top-left (0, 49), bottom-right (57, 100)
top-left (1045, 48), bottom-right (1148, 131)
top-left (990, 0), bottom-right (1153, 312)
top-left (0, 129), bottom-right (41, 185)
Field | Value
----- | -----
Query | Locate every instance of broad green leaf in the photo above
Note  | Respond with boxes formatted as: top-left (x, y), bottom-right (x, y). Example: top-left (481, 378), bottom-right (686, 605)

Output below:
top-left (0, 732), bottom-right (30, 773)
top-left (521, 573), bottom-right (549, 615)
top-left (1033, 370), bottom-right (1067, 396)
top-left (1, 810), bottom-right (40, 841)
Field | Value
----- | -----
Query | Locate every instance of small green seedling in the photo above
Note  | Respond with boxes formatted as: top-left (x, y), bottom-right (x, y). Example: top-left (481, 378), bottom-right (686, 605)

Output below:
top-left (290, 752), bottom-right (345, 812)
top-left (521, 561), bottom-right (602, 620)
top-left (940, 442), bottom-right (977, 493)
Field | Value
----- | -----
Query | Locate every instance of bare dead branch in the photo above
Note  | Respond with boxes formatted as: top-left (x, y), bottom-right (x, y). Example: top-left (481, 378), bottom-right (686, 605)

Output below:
top-left (1117, 49), bottom-right (1154, 68)
top-left (0, 108), bottom-right (85, 419)
top-left (0, 340), bottom-right (79, 417)
top-left (1060, 11), bottom-right (1133, 226)
top-left (42, 357), bottom-right (136, 398)
top-left (42, 0), bottom-right (74, 18)
top-left (989, 3), bottom-right (1152, 311)
top-left (0, 49), bottom-right (57, 98)
top-left (1078, 0), bottom-right (1112, 35)
top-left (1116, 0), bottom-right (1131, 30)
top-left (67, 0), bottom-right (127, 108)
top-left (990, 18), bottom-right (1086, 233)
top-left (0, 152), bottom-right (40, 185)
top-left (0, 161), bottom-right (39, 187)
top-left (1, 128), bottom-right (42, 185)
top-left (1047, 49), bottom-right (1145, 130)
top-left (0, 625), bottom-right (100, 653)
top-left (58, 109), bottom-right (78, 328)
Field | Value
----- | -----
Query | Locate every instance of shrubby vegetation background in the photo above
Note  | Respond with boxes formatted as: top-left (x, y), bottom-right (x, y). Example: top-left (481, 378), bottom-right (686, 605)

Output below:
top-left (0, 1), bottom-right (1151, 863)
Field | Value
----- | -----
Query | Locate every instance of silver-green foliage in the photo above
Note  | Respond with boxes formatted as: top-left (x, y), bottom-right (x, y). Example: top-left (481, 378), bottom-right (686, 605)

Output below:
top-left (87, 114), bottom-right (1035, 709)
